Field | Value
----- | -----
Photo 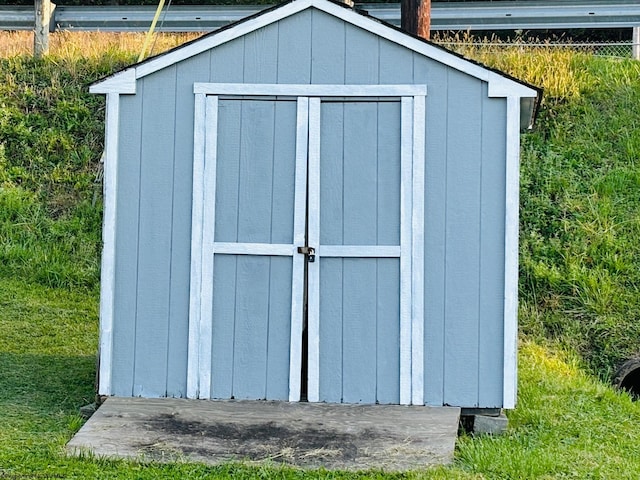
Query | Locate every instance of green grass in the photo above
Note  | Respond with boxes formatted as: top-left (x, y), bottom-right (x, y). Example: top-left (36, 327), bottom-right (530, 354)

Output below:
top-left (2, 38), bottom-right (640, 477)
top-left (2, 279), bottom-right (640, 478)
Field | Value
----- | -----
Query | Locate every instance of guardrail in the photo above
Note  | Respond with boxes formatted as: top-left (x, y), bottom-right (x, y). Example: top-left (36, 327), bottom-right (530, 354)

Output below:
top-left (5, 1), bottom-right (640, 32)
top-left (10, 0), bottom-right (640, 59)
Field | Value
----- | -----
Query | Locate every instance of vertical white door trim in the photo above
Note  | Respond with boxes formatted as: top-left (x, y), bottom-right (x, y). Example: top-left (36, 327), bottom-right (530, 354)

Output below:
top-left (306, 97), bottom-right (322, 403)
top-left (411, 94), bottom-right (426, 406)
top-left (399, 96), bottom-right (414, 405)
top-left (197, 95), bottom-right (220, 399)
top-left (503, 95), bottom-right (520, 409)
top-left (97, 92), bottom-right (120, 396)
top-left (288, 97), bottom-right (310, 402)
top-left (187, 93), bottom-right (207, 398)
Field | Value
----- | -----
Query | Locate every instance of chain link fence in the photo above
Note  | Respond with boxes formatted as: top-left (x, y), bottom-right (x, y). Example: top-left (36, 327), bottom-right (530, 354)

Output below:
top-left (435, 38), bottom-right (638, 59)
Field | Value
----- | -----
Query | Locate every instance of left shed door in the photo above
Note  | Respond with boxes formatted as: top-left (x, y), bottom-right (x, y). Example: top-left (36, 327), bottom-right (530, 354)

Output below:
top-left (188, 95), bottom-right (308, 400)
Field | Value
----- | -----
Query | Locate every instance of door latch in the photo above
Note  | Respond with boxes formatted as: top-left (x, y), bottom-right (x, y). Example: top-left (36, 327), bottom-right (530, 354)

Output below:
top-left (297, 246), bottom-right (316, 263)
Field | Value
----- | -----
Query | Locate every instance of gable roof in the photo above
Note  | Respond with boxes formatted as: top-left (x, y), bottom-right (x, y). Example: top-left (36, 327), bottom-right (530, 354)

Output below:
top-left (90, 0), bottom-right (538, 96)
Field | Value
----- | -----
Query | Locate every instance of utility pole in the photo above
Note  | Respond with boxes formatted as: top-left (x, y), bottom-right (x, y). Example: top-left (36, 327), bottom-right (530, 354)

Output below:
top-left (401, 0), bottom-right (431, 40)
top-left (34, 0), bottom-right (56, 57)
top-left (633, 26), bottom-right (639, 61)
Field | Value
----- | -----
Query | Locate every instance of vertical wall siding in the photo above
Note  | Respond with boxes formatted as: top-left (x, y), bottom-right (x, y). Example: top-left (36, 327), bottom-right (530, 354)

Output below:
top-left (478, 93), bottom-right (507, 407)
top-left (132, 65), bottom-right (177, 397)
top-left (112, 92), bottom-right (143, 396)
top-left (167, 55), bottom-right (210, 397)
top-left (110, 8), bottom-right (508, 406)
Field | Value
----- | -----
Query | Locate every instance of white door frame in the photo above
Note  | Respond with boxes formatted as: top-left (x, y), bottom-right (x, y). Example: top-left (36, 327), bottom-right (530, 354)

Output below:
top-left (188, 83), bottom-right (426, 405)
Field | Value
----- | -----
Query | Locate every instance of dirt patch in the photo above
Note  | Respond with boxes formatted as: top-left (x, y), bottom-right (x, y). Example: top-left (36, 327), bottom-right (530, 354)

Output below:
top-left (141, 413), bottom-right (373, 463)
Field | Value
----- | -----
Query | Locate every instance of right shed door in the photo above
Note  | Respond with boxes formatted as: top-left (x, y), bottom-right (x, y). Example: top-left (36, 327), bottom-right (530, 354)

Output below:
top-left (305, 97), bottom-right (423, 405)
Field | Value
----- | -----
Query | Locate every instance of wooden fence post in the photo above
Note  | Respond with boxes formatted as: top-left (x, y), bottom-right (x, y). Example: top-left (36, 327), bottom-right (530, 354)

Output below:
top-left (34, 0), bottom-right (56, 57)
top-left (633, 26), bottom-right (640, 61)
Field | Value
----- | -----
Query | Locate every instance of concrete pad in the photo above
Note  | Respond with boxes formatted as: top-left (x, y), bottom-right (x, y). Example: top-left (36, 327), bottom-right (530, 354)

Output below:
top-left (67, 397), bottom-right (460, 471)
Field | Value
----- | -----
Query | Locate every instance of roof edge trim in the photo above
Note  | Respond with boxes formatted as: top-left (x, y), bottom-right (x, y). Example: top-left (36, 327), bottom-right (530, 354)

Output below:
top-left (90, 68), bottom-right (136, 94)
top-left (89, 0), bottom-right (538, 98)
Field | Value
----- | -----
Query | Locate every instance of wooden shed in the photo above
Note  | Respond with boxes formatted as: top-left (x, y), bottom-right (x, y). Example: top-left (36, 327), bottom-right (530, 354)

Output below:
top-left (90, 0), bottom-right (539, 409)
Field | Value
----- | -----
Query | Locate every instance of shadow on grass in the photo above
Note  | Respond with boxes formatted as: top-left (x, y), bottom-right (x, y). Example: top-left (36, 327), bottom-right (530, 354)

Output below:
top-left (0, 352), bottom-right (96, 413)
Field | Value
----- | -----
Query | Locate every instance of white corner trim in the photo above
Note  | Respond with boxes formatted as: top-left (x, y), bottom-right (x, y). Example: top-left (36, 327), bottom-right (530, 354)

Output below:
top-left (97, 93), bottom-right (120, 396)
top-left (503, 95), bottom-right (521, 409)
top-left (187, 93), bottom-right (207, 399)
top-left (411, 95), bottom-right (426, 406)
top-left (487, 72), bottom-right (538, 99)
top-left (90, 68), bottom-right (136, 95)
top-left (95, 0), bottom-right (533, 96)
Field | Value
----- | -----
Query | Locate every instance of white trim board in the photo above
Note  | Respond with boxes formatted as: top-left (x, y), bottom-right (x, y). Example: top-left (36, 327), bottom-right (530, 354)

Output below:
top-left (503, 96), bottom-right (521, 409)
top-left (97, 93), bottom-right (120, 396)
top-left (89, 0), bottom-right (537, 101)
top-left (187, 90), bottom-right (427, 405)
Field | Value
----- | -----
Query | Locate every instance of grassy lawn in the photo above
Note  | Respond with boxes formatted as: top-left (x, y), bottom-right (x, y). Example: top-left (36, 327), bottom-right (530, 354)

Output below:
top-left (2, 278), bottom-right (640, 478)
top-left (1, 32), bottom-right (640, 478)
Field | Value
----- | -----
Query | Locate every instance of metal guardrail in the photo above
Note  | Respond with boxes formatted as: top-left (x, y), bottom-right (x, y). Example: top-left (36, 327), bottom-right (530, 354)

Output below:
top-left (2, 1), bottom-right (640, 32)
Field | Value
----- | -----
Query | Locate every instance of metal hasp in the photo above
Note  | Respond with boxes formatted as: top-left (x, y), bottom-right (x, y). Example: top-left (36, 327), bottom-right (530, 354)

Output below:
top-left (297, 246), bottom-right (315, 262)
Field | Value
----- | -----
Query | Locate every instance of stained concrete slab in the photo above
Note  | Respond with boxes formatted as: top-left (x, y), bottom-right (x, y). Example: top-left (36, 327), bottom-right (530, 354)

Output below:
top-left (67, 397), bottom-right (460, 471)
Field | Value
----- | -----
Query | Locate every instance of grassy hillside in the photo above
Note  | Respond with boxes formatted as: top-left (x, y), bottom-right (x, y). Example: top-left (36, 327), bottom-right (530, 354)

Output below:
top-left (1, 33), bottom-right (640, 477)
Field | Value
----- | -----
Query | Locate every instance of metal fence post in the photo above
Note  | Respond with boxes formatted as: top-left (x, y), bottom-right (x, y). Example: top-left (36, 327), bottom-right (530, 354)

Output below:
top-left (633, 26), bottom-right (640, 60)
top-left (34, 0), bottom-right (56, 57)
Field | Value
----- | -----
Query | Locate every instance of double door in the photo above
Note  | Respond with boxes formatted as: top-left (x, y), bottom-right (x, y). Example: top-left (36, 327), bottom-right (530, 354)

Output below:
top-left (188, 84), bottom-right (425, 405)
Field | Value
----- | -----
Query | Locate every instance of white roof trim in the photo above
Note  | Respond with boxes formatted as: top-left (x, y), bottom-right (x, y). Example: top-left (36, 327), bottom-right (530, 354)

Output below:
top-left (90, 68), bottom-right (136, 94)
top-left (90, 0), bottom-right (537, 99)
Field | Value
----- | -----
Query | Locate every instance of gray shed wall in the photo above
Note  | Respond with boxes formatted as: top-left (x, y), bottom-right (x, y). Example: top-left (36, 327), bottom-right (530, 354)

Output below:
top-left (110, 8), bottom-right (507, 407)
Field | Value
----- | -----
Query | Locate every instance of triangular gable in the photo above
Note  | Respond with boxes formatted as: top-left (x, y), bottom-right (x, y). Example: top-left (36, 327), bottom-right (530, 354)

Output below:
top-left (90, 0), bottom-right (538, 101)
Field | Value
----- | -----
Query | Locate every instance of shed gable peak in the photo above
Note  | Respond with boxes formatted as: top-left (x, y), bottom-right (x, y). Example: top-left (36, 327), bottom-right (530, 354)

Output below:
top-left (90, 0), bottom-right (537, 101)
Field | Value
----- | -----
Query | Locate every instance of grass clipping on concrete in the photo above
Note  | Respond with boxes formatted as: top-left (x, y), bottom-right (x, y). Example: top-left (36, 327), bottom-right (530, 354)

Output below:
top-left (1, 32), bottom-right (640, 477)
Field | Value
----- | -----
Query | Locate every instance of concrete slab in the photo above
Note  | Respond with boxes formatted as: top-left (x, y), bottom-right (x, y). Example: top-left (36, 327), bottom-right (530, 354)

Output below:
top-left (67, 397), bottom-right (460, 471)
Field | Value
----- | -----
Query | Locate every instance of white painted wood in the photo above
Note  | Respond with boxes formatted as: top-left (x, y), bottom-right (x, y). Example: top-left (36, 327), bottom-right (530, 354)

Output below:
top-left (503, 96), bottom-right (520, 409)
top-left (91, 0), bottom-right (536, 98)
top-left (633, 26), bottom-right (640, 61)
top-left (197, 95), bottom-right (220, 399)
top-left (90, 68), bottom-right (136, 94)
top-left (187, 93), bottom-right (207, 399)
top-left (306, 97), bottom-right (322, 403)
top-left (399, 96), bottom-right (413, 405)
top-left (97, 93), bottom-right (120, 396)
top-left (289, 97), bottom-right (310, 402)
top-left (411, 95), bottom-right (426, 406)
top-left (213, 242), bottom-right (295, 256)
top-left (318, 245), bottom-right (400, 257)
top-left (194, 83), bottom-right (427, 97)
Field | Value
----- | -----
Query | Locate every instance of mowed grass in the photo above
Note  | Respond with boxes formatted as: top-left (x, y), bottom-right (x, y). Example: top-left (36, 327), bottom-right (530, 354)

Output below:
top-left (2, 31), bottom-right (640, 477)
top-left (2, 281), bottom-right (640, 479)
